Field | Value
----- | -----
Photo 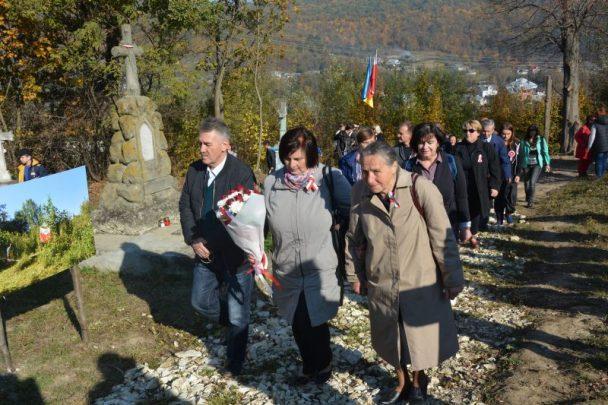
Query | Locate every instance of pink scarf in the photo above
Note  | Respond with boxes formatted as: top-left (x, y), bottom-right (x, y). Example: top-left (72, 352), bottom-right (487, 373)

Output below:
top-left (284, 169), bottom-right (318, 192)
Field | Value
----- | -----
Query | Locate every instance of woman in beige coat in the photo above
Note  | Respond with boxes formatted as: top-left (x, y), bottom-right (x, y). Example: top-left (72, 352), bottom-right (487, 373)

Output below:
top-left (345, 141), bottom-right (465, 404)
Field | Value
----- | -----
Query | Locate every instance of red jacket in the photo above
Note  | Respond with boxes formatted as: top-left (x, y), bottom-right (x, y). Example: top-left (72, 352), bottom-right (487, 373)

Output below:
top-left (574, 125), bottom-right (592, 159)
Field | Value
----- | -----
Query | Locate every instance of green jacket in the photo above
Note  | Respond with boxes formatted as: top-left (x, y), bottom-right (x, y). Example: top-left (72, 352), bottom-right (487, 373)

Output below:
top-left (521, 136), bottom-right (551, 168)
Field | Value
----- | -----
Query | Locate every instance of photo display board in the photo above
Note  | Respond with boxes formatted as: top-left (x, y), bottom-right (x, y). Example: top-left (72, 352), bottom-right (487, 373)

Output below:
top-left (0, 166), bottom-right (95, 295)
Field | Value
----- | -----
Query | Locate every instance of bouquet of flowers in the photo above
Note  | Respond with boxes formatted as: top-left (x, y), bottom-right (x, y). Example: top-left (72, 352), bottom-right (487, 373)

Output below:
top-left (216, 185), bottom-right (278, 298)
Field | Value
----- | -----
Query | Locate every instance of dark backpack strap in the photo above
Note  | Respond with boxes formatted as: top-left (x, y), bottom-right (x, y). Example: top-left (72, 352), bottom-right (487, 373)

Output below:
top-left (410, 173), bottom-right (425, 219)
top-left (322, 165), bottom-right (345, 305)
top-left (322, 165), bottom-right (336, 214)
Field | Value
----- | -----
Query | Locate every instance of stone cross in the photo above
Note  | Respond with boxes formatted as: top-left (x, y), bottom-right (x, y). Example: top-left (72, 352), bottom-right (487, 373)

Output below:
top-left (0, 131), bottom-right (13, 183)
top-left (111, 24), bottom-right (143, 97)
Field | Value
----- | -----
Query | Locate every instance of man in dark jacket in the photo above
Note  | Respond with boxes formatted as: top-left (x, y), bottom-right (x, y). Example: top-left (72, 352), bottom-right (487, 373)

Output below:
top-left (17, 149), bottom-right (48, 182)
top-left (263, 140), bottom-right (276, 173)
top-left (481, 119), bottom-right (512, 179)
top-left (179, 117), bottom-right (256, 376)
top-left (481, 118), bottom-right (511, 230)
top-left (589, 105), bottom-right (608, 178)
top-left (394, 120), bottom-right (414, 166)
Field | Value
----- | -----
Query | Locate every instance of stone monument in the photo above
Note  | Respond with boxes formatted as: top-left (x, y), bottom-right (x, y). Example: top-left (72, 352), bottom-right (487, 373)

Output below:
top-left (0, 130), bottom-right (13, 183)
top-left (94, 24), bottom-right (178, 235)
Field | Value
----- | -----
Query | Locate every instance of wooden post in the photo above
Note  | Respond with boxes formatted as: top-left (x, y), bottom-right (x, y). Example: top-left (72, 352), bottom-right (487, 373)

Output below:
top-left (0, 130), bottom-right (13, 183)
top-left (0, 306), bottom-right (15, 372)
top-left (70, 266), bottom-right (89, 342)
top-left (544, 75), bottom-right (552, 143)
top-left (275, 100), bottom-right (287, 170)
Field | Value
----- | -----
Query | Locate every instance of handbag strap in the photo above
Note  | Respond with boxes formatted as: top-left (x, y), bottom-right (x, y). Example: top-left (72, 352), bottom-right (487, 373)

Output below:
top-left (322, 165), bottom-right (338, 220)
top-left (410, 173), bottom-right (425, 219)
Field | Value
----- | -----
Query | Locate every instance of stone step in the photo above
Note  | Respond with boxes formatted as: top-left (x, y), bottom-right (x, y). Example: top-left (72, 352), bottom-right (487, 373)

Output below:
top-left (80, 225), bottom-right (194, 275)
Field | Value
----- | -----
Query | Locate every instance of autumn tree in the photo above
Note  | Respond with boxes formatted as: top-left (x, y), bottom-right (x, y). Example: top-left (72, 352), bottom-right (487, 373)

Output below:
top-left (0, 0), bottom-right (54, 131)
top-left (493, 0), bottom-right (608, 152)
top-left (173, 0), bottom-right (291, 119)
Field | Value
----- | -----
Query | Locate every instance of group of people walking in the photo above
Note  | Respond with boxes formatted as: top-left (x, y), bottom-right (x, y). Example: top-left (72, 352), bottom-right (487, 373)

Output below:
top-left (337, 118), bottom-right (551, 247)
top-left (179, 116), bottom-right (554, 404)
top-left (575, 105), bottom-right (608, 179)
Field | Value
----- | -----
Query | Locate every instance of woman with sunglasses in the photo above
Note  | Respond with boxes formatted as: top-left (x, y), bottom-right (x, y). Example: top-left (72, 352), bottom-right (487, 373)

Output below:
top-left (455, 120), bottom-right (502, 246)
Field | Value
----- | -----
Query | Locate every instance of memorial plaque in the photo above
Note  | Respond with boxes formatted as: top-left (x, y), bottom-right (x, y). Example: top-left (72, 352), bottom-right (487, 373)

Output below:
top-left (139, 123), bottom-right (155, 161)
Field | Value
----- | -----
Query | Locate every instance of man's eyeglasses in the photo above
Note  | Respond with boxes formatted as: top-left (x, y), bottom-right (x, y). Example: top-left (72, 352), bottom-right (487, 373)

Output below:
top-left (462, 128), bottom-right (477, 134)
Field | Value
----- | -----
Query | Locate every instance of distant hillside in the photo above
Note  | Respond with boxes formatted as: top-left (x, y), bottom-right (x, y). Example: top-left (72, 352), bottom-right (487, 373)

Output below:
top-left (276, 0), bottom-right (514, 71)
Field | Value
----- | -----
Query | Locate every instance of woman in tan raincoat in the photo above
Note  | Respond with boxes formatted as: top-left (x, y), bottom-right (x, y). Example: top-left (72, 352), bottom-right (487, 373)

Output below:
top-left (345, 141), bottom-right (465, 404)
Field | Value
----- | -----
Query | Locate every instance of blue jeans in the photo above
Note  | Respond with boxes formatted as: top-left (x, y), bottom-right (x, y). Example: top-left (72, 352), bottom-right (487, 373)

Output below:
top-left (595, 152), bottom-right (608, 178)
top-left (524, 165), bottom-right (543, 204)
top-left (191, 261), bottom-right (253, 374)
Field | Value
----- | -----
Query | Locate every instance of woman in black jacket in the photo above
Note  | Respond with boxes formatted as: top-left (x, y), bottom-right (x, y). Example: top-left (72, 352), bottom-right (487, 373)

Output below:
top-left (455, 120), bottom-right (502, 245)
top-left (404, 123), bottom-right (472, 243)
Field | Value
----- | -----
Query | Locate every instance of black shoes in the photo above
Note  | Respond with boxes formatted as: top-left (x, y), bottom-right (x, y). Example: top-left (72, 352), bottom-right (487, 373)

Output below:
top-left (378, 386), bottom-right (409, 404)
top-left (377, 373), bottom-right (430, 404)
top-left (314, 368), bottom-right (332, 384)
top-left (294, 365), bottom-right (332, 385)
top-left (407, 372), bottom-right (429, 404)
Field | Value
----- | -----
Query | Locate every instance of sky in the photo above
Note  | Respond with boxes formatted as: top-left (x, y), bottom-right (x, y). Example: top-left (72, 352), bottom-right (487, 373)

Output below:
top-left (0, 166), bottom-right (90, 218)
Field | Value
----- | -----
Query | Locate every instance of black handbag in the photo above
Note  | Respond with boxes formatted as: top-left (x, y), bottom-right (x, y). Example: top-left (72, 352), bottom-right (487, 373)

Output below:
top-left (322, 165), bottom-right (348, 305)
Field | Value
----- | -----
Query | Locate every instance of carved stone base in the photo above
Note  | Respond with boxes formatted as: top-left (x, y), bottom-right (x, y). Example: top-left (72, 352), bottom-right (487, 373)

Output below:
top-left (93, 186), bottom-right (180, 235)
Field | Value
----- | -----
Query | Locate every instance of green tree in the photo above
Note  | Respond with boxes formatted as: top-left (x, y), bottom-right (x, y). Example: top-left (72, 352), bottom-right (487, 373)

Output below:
top-left (0, 204), bottom-right (7, 223)
top-left (14, 199), bottom-right (41, 230)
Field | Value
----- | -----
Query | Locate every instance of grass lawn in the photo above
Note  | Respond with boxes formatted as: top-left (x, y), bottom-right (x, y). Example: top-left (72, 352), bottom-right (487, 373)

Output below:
top-left (483, 176), bottom-right (608, 401)
top-left (0, 267), bottom-right (205, 404)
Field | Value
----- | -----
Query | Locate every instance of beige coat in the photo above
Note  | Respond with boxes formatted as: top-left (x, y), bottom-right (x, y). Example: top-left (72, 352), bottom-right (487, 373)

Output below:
top-left (345, 168), bottom-right (464, 370)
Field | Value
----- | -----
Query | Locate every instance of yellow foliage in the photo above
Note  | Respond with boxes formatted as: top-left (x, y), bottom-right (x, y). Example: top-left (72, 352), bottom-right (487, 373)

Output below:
top-left (226, 110), bottom-right (271, 167)
top-left (0, 0), bottom-right (57, 104)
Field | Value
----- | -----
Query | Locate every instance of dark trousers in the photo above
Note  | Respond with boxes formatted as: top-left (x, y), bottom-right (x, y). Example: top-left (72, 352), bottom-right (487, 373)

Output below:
top-left (578, 158), bottom-right (592, 175)
top-left (495, 181), bottom-right (518, 221)
top-left (469, 194), bottom-right (483, 235)
top-left (292, 292), bottom-right (332, 375)
top-left (524, 165), bottom-right (543, 204)
top-left (191, 261), bottom-right (253, 374)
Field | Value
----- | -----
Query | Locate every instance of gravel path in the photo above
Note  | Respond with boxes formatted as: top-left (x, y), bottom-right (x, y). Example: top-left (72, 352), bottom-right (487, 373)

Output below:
top-left (96, 224), bottom-right (533, 404)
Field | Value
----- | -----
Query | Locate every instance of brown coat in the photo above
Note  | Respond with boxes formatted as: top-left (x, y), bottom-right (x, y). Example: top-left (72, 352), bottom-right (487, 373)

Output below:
top-left (345, 168), bottom-right (465, 370)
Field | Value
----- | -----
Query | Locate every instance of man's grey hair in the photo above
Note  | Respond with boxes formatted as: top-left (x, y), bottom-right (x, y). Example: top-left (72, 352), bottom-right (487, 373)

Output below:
top-left (199, 117), bottom-right (231, 141)
top-left (399, 120), bottom-right (413, 131)
top-left (359, 140), bottom-right (397, 166)
top-left (480, 118), bottom-right (495, 129)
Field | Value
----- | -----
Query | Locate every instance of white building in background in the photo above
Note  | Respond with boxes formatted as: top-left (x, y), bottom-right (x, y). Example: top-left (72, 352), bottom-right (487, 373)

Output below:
top-left (507, 78), bottom-right (538, 93)
top-left (507, 78), bottom-right (543, 100)
top-left (475, 84), bottom-right (498, 105)
top-left (384, 58), bottom-right (402, 69)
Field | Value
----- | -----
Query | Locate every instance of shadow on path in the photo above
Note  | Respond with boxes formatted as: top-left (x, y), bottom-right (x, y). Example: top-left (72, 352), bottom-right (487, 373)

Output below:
top-left (0, 373), bottom-right (44, 404)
